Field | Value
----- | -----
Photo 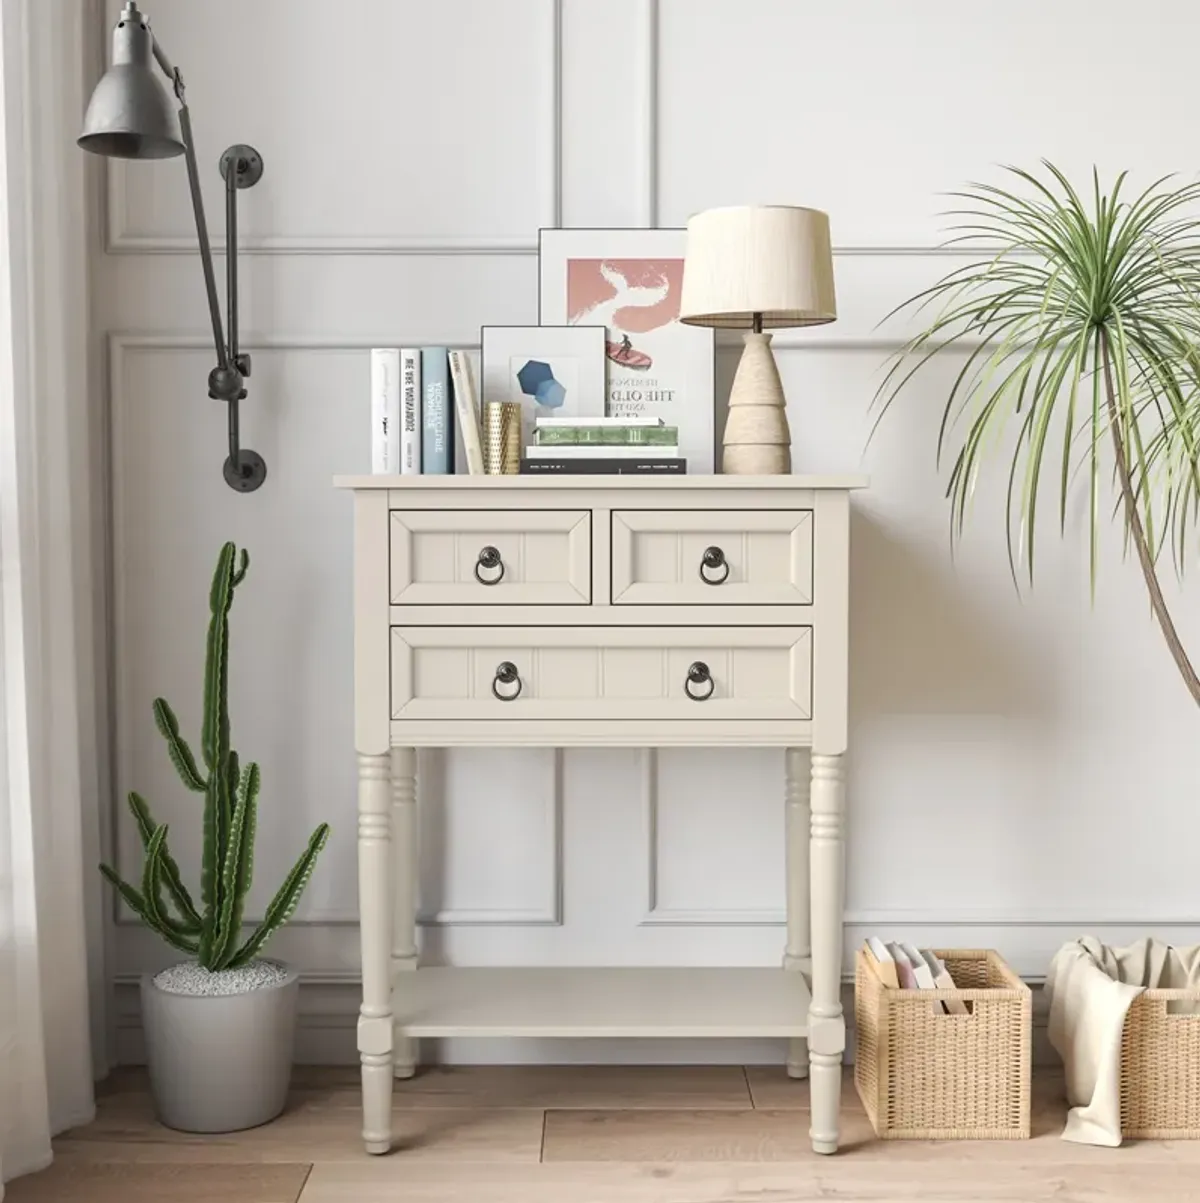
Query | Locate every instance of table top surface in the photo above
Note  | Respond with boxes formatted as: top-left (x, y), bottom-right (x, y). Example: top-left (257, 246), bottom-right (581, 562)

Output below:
top-left (335, 473), bottom-right (869, 490)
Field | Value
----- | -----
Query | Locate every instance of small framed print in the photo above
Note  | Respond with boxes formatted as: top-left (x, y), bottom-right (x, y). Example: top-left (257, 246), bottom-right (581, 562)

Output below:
top-left (538, 228), bottom-right (716, 472)
top-left (480, 324), bottom-right (607, 447)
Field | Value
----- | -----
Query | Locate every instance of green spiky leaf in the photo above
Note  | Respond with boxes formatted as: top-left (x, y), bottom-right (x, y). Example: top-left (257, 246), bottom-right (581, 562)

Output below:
top-left (102, 862), bottom-right (198, 956)
top-left (152, 698), bottom-right (206, 792)
top-left (874, 162), bottom-right (1200, 704)
top-left (209, 762), bottom-right (260, 969)
top-left (228, 823), bottom-right (330, 968)
top-left (126, 791), bottom-right (201, 931)
top-left (231, 547), bottom-right (249, 587)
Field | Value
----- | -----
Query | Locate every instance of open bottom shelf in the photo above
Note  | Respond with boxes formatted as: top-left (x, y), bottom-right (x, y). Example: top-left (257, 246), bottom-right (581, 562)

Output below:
top-left (391, 967), bottom-right (811, 1039)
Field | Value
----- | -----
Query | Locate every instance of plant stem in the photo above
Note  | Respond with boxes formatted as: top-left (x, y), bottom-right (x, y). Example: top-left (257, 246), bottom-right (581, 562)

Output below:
top-left (1100, 329), bottom-right (1200, 707)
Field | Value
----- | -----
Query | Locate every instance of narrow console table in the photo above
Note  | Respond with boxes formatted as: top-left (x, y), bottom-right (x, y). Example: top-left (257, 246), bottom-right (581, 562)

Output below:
top-left (335, 475), bottom-right (865, 1155)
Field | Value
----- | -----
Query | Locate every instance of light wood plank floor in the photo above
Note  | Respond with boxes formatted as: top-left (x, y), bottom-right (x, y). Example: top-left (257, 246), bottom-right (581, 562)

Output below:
top-left (8, 1066), bottom-right (1200, 1202)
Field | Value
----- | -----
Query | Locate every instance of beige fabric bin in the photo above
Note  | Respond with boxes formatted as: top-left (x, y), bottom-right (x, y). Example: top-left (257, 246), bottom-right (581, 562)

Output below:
top-left (854, 947), bottom-right (1031, 1139)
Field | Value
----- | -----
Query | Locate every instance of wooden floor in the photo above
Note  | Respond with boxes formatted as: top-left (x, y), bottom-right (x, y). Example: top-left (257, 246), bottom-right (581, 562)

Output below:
top-left (9, 1065), bottom-right (1200, 1202)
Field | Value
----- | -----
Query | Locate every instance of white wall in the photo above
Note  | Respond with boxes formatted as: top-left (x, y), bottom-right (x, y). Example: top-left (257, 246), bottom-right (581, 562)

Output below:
top-left (93, 0), bottom-right (1200, 1064)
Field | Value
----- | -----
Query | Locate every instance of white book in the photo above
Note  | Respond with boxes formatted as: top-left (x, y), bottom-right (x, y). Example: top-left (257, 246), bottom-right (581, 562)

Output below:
top-left (370, 349), bottom-right (401, 474)
top-left (535, 416), bottom-right (664, 428)
top-left (899, 942), bottom-right (937, 990)
top-left (448, 349), bottom-right (484, 476)
top-left (523, 445), bottom-right (679, 459)
top-left (921, 949), bottom-right (969, 1015)
top-left (400, 348), bottom-right (421, 475)
top-left (864, 937), bottom-right (899, 988)
top-left (885, 942), bottom-right (920, 990)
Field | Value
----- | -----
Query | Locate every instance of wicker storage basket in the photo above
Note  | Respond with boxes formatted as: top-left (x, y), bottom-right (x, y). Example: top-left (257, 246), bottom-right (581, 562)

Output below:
top-left (854, 947), bottom-right (1031, 1139)
top-left (1120, 988), bottom-right (1200, 1138)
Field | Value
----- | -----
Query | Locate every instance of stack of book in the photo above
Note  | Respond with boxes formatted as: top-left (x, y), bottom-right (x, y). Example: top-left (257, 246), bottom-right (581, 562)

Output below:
top-left (370, 347), bottom-right (484, 476)
top-left (521, 417), bottom-right (686, 475)
top-left (861, 938), bottom-right (969, 1015)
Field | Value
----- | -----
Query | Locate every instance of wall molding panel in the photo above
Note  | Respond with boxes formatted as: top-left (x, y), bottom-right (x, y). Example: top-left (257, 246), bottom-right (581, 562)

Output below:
top-left (639, 749), bottom-right (786, 927)
top-left (415, 749), bottom-right (565, 928)
top-left (104, 0), bottom-right (563, 255)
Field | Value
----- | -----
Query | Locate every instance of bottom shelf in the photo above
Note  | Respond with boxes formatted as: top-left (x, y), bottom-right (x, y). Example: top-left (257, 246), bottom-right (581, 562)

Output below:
top-left (392, 967), bottom-right (811, 1039)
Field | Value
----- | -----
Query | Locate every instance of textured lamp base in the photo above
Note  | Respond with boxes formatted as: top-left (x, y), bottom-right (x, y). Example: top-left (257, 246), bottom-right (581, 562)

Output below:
top-left (721, 332), bottom-right (792, 475)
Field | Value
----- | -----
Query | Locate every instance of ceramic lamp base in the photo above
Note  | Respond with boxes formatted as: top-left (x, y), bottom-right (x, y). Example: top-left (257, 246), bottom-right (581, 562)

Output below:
top-left (721, 332), bottom-right (792, 475)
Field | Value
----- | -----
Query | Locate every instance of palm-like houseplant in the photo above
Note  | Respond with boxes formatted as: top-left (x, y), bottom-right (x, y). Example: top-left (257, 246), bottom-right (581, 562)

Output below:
top-left (102, 542), bottom-right (331, 1132)
top-left (876, 164), bottom-right (1200, 704)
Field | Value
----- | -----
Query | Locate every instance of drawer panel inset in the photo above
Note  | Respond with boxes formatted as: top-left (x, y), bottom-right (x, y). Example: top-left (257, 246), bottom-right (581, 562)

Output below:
top-left (389, 510), bottom-right (591, 605)
top-left (611, 510), bottom-right (813, 605)
top-left (390, 627), bottom-right (812, 721)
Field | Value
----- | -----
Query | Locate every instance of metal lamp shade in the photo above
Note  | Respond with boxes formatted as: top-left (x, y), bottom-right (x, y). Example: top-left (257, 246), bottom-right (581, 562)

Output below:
top-left (78, 5), bottom-right (183, 159)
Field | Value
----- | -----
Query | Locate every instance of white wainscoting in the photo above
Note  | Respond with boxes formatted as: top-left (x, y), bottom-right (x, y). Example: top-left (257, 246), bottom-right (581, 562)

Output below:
top-left (92, 0), bottom-right (1200, 1066)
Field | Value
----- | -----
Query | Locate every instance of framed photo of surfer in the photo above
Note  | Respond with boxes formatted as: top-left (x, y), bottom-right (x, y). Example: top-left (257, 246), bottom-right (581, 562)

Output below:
top-left (538, 228), bottom-right (716, 472)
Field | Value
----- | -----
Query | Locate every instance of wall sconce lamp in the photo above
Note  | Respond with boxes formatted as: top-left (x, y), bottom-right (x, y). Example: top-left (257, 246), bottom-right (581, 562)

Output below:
top-left (79, 2), bottom-right (267, 492)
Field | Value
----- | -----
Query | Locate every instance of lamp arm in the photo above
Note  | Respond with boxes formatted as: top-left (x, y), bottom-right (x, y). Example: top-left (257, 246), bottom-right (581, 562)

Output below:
top-left (150, 33), bottom-right (178, 91)
top-left (144, 23), bottom-right (265, 491)
top-left (225, 165), bottom-right (245, 473)
top-left (178, 102), bottom-right (230, 373)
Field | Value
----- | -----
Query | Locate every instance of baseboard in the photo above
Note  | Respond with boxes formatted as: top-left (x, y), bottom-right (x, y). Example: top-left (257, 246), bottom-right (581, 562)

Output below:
top-left (112, 975), bottom-right (1057, 1068)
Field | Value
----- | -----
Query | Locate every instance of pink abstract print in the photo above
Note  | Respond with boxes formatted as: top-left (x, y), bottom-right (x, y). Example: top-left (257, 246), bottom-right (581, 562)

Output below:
top-left (567, 259), bottom-right (685, 371)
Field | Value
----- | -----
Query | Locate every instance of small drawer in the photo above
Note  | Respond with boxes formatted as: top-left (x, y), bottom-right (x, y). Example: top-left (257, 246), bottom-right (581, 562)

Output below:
top-left (390, 626), bottom-right (812, 721)
top-left (389, 510), bottom-right (591, 605)
top-left (611, 510), bottom-right (813, 604)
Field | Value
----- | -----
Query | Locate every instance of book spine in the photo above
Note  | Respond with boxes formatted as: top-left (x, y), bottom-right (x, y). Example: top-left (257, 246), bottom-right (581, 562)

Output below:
top-left (370, 349), bottom-right (401, 474)
top-left (524, 444), bottom-right (679, 459)
top-left (400, 348), bottom-right (421, 474)
top-left (448, 349), bottom-right (485, 475)
top-left (421, 347), bottom-right (453, 475)
top-left (536, 425), bottom-right (679, 446)
top-left (520, 458), bottom-right (687, 475)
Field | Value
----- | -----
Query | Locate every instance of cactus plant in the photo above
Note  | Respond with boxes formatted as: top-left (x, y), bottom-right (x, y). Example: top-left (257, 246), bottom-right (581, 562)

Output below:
top-left (101, 542), bottom-right (330, 970)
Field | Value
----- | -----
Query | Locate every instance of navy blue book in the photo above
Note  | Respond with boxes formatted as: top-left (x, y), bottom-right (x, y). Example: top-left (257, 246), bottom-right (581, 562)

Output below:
top-left (421, 348), bottom-right (453, 474)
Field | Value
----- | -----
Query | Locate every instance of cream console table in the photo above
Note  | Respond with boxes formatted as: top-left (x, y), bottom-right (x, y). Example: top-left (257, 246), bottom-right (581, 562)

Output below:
top-left (336, 475), bottom-right (865, 1155)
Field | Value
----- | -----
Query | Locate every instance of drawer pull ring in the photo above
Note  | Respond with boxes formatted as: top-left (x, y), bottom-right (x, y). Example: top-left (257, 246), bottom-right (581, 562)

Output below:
top-left (699, 546), bottom-right (730, 585)
top-left (474, 546), bottom-right (505, 585)
top-left (685, 661), bottom-right (715, 702)
top-left (492, 661), bottom-right (522, 702)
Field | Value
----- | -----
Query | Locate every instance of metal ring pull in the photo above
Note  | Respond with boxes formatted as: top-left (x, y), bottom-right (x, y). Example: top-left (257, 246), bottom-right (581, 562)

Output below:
top-left (474, 545), bottom-right (505, 585)
top-left (492, 661), bottom-right (522, 702)
top-left (684, 661), bottom-right (715, 702)
top-left (699, 546), bottom-right (730, 586)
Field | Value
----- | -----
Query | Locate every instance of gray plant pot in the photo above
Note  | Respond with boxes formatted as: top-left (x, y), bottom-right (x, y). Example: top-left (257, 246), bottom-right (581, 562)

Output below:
top-left (140, 964), bottom-right (299, 1133)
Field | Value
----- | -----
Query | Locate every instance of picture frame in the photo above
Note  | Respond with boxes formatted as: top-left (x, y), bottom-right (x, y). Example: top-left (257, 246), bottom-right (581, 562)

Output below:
top-left (538, 228), bottom-right (716, 473)
top-left (480, 324), bottom-right (608, 449)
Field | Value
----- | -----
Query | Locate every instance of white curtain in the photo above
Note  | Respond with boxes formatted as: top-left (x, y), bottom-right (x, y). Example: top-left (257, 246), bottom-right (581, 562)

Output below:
top-left (0, 0), bottom-right (103, 1190)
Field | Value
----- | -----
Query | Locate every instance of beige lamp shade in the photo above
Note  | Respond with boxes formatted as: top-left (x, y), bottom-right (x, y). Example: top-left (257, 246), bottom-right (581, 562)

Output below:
top-left (679, 205), bottom-right (837, 329)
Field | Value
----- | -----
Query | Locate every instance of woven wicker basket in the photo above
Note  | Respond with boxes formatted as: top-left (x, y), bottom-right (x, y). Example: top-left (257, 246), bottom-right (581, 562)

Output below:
top-left (854, 947), bottom-right (1031, 1139)
top-left (1120, 988), bottom-right (1200, 1138)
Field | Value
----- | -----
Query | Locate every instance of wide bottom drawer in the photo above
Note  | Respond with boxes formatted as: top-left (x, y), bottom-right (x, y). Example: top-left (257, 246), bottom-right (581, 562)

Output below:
top-left (390, 626), bottom-right (812, 720)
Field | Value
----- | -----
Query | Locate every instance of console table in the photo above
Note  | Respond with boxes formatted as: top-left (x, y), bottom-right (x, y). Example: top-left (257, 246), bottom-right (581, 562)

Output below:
top-left (336, 474), bottom-right (865, 1155)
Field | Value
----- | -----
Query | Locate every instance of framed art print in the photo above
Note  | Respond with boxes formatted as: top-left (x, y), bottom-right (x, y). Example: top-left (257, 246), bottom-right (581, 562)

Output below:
top-left (538, 228), bottom-right (716, 472)
top-left (480, 325), bottom-right (607, 447)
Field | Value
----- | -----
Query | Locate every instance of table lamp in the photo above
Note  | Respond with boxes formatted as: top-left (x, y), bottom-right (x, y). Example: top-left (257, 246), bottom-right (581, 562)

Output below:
top-left (679, 206), bottom-right (836, 474)
top-left (79, 3), bottom-right (267, 492)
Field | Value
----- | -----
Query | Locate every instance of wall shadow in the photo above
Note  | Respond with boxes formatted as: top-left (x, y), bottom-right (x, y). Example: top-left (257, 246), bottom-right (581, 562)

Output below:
top-left (848, 507), bottom-right (1053, 722)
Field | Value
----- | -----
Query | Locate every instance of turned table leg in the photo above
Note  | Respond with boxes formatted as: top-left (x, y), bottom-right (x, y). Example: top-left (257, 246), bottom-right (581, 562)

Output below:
top-left (784, 747), bottom-right (812, 1079)
top-left (358, 751), bottom-right (394, 1154)
top-left (391, 746), bottom-right (418, 1079)
top-left (808, 751), bottom-right (846, 1154)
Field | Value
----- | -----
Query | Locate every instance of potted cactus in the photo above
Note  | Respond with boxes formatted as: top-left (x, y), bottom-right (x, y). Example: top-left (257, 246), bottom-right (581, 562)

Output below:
top-left (101, 542), bottom-right (330, 1132)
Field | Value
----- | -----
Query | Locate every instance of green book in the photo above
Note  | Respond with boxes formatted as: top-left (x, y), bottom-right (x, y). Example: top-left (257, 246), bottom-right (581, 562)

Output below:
top-left (536, 425), bottom-right (679, 446)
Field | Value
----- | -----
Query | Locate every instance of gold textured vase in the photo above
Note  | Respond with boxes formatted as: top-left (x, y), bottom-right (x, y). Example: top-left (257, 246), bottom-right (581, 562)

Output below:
top-left (483, 402), bottom-right (521, 475)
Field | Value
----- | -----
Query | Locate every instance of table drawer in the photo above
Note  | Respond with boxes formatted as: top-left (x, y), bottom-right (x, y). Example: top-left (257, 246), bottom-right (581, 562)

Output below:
top-left (389, 510), bottom-right (591, 605)
top-left (390, 626), bottom-right (812, 720)
top-left (611, 510), bottom-right (813, 604)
